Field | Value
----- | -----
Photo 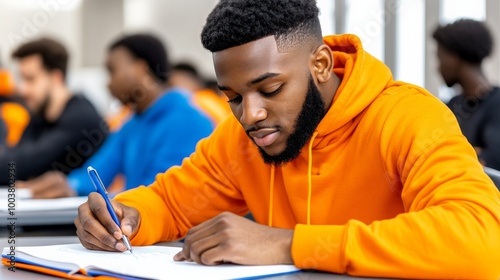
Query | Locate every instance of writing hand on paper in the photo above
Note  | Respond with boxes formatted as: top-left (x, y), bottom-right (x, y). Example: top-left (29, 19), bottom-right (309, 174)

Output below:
top-left (173, 212), bottom-right (293, 266)
top-left (17, 171), bottom-right (76, 198)
top-left (75, 192), bottom-right (141, 252)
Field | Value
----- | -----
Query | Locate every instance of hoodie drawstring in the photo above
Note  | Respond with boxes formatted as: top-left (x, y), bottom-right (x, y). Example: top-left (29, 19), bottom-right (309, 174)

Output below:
top-left (268, 131), bottom-right (318, 227)
top-left (307, 131), bottom-right (318, 225)
top-left (268, 165), bottom-right (275, 227)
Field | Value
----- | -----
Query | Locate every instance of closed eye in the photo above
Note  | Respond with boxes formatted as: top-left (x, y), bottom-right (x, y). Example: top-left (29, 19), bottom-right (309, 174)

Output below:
top-left (227, 95), bottom-right (242, 104)
top-left (260, 84), bottom-right (284, 97)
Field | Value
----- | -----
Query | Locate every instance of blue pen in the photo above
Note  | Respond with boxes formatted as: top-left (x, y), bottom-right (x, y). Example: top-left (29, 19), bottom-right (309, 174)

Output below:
top-left (87, 166), bottom-right (133, 253)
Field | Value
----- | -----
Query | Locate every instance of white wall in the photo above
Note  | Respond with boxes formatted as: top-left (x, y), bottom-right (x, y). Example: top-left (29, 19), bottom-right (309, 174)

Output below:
top-left (124, 0), bottom-right (219, 78)
top-left (0, 0), bottom-right (83, 69)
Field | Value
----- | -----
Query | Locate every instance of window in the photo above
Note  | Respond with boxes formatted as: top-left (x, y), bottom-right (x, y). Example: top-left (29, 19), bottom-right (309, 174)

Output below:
top-left (440, 0), bottom-right (486, 24)
top-left (396, 0), bottom-right (425, 87)
top-left (317, 0), bottom-right (335, 35)
top-left (345, 0), bottom-right (384, 61)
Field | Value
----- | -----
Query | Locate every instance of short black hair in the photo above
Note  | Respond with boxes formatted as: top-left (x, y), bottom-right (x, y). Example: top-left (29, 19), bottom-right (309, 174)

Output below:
top-left (172, 62), bottom-right (200, 79)
top-left (109, 34), bottom-right (170, 83)
top-left (201, 0), bottom-right (323, 53)
top-left (433, 19), bottom-right (493, 64)
top-left (12, 38), bottom-right (69, 78)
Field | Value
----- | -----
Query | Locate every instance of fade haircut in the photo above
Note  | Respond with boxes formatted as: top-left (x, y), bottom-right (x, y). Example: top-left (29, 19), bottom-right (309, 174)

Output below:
top-left (201, 0), bottom-right (323, 53)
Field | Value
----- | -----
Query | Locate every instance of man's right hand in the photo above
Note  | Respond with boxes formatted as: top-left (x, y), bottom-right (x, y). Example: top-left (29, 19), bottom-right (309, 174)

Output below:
top-left (17, 171), bottom-right (76, 198)
top-left (75, 192), bottom-right (141, 251)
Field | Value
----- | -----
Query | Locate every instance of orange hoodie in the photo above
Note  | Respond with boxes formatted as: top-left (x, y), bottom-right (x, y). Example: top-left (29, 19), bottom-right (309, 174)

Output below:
top-left (190, 88), bottom-right (231, 126)
top-left (115, 34), bottom-right (500, 279)
top-left (0, 69), bottom-right (30, 147)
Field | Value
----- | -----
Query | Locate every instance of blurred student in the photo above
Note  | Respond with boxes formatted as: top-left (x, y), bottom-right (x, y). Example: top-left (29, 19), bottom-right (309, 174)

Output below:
top-left (204, 78), bottom-right (225, 98)
top-left (433, 19), bottom-right (500, 170)
top-left (0, 119), bottom-right (6, 147)
top-left (21, 34), bottom-right (213, 198)
top-left (0, 65), bottom-right (30, 147)
top-left (0, 38), bottom-right (105, 186)
top-left (169, 62), bottom-right (204, 93)
top-left (170, 62), bottom-right (231, 125)
top-left (75, 1), bottom-right (500, 278)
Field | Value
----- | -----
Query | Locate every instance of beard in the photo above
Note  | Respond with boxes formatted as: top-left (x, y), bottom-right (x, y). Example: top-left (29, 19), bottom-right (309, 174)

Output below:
top-left (257, 75), bottom-right (326, 165)
top-left (34, 90), bottom-right (51, 119)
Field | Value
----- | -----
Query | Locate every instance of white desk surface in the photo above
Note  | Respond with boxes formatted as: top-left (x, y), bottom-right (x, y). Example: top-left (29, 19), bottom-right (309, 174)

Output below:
top-left (0, 236), bottom-right (384, 280)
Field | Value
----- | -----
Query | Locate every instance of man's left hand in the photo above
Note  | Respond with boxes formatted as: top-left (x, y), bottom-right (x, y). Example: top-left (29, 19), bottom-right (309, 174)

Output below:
top-left (173, 212), bottom-right (294, 266)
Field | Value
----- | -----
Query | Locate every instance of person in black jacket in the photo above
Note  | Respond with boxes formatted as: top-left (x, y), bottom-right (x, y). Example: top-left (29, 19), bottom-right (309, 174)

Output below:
top-left (0, 38), bottom-right (107, 190)
top-left (433, 19), bottom-right (500, 170)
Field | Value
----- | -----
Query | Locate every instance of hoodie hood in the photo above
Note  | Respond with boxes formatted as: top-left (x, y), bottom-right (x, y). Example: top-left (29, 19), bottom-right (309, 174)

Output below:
top-left (268, 34), bottom-right (396, 227)
top-left (313, 34), bottom-right (394, 148)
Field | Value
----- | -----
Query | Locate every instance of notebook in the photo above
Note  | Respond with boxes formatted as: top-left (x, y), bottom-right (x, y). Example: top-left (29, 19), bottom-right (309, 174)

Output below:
top-left (2, 244), bottom-right (300, 279)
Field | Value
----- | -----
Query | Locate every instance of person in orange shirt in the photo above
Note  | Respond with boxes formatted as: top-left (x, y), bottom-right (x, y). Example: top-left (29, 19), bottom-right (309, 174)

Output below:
top-left (0, 67), bottom-right (30, 147)
top-left (169, 62), bottom-right (230, 125)
top-left (75, 0), bottom-right (500, 278)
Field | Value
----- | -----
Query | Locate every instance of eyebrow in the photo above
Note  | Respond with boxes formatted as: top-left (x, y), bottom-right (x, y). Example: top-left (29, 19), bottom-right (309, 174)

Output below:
top-left (217, 72), bottom-right (280, 92)
top-left (248, 72), bottom-right (280, 86)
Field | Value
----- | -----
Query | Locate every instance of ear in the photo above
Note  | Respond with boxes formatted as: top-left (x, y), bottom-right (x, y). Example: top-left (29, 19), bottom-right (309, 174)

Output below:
top-left (311, 44), bottom-right (333, 84)
top-left (50, 69), bottom-right (65, 84)
top-left (134, 59), bottom-right (150, 79)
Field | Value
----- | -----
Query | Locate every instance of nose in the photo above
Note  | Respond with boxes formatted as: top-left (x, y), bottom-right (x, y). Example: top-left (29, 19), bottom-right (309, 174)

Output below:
top-left (239, 93), bottom-right (267, 127)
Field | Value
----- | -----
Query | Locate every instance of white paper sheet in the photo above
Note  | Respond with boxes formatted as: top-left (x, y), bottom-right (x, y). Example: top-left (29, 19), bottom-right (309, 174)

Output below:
top-left (3, 244), bottom-right (300, 279)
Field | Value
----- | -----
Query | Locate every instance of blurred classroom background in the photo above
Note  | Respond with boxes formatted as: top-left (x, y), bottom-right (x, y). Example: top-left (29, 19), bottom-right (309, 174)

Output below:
top-left (1, 0), bottom-right (500, 115)
top-left (2, 0), bottom-right (500, 236)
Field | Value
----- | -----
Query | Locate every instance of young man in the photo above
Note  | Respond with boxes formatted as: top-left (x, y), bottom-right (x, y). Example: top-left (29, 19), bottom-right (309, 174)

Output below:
top-left (75, 1), bottom-right (500, 278)
top-left (0, 38), bottom-right (105, 187)
top-left (21, 34), bottom-right (213, 198)
top-left (433, 19), bottom-right (500, 170)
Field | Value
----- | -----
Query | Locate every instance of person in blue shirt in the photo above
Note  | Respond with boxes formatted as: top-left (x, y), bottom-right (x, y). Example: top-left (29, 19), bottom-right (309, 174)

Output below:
top-left (18, 34), bottom-right (213, 198)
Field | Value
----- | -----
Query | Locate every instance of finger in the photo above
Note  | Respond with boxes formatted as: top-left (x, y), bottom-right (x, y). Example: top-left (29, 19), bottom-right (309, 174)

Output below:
top-left (16, 181), bottom-right (28, 188)
top-left (77, 197), bottom-right (125, 251)
top-left (119, 205), bottom-right (140, 238)
top-left (32, 183), bottom-right (64, 199)
top-left (186, 234), bottom-right (224, 265)
top-left (28, 180), bottom-right (52, 198)
top-left (181, 220), bottom-right (221, 262)
top-left (88, 193), bottom-right (123, 238)
top-left (200, 246), bottom-right (231, 265)
top-left (29, 175), bottom-right (63, 198)
top-left (75, 217), bottom-right (118, 251)
top-left (173, 251), bottom-right (189, 261)
top-left (186, 212), bottom-right (232, 236)
top-left (37, 178), bottom-right (75, 198)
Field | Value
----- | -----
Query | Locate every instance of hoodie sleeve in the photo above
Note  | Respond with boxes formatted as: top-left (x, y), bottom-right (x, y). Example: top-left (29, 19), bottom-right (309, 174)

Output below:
top-left (114, 118), bottom-right (248, 245)
top-left (291, 89), bottom-right (500, 279)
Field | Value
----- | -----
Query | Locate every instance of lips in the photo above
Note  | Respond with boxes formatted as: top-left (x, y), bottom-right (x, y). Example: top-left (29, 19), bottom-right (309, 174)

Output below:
top-left (248, 128), bottom-right (279, 148)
